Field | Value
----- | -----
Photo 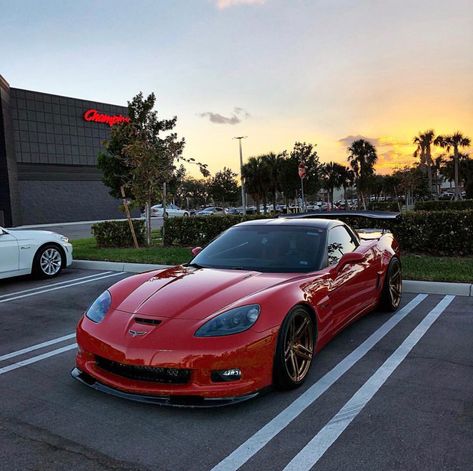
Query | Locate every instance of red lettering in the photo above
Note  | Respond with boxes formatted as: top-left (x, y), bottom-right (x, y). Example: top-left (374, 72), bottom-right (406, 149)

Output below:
top-left (83, 109), bottom-right (131, 127)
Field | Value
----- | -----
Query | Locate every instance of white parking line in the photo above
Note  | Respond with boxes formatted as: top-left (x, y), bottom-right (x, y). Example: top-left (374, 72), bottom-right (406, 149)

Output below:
top-left (0, 272), bottom-right (126, 304)
top-left (211, 294), bottom-right (428, 471)
top-left (0, 333), bottom-right (76, 362)
top-left (0, 271), bottom-right (112, 299)
top-left (0, 343), bottom-right (77, 376)
top-left (283, 295), bottom-right (454, 471)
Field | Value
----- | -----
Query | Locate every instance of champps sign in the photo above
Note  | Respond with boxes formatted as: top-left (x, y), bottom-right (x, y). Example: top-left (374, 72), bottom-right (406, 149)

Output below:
top-left (83, 109), bottom-right (131, 127)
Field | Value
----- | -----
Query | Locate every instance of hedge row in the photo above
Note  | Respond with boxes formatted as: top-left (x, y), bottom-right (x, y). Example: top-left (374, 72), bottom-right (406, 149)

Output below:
top-left (92, 220), bottom-right (146, 248)
top-left (414, 199), bottom-right (473, 211)
top-left (163, 210), bottom-right (473, 256)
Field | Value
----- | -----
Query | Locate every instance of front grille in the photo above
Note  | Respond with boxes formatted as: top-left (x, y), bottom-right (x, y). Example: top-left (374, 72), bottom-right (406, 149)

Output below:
top-left (95, 356), bottom-right (191, 384)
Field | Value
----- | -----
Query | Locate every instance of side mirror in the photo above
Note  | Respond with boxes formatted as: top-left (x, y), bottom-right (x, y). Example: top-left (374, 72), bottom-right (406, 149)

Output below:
top-left (330, 252), bottom-right (365, 276)
top-left (191, 246), bottom-right (203, 256)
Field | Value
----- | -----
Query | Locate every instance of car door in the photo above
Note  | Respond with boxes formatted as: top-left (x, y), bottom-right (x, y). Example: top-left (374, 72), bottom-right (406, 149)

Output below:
top-left (0, 228), bottom-right (20, 276)
top-left (326, 225), bottom-right (370, 333)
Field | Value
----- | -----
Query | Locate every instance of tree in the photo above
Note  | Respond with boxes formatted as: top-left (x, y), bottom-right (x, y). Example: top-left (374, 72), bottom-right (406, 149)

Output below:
top-left (347, 139), bottom-right (378, 209)
top-left (99, 92), bottom-right (208, 246)
top-left (179, 177), bottom-right (210, 208)
top-left (209, 167), bottom-right (239, 205)
top-left (261, 152), bottom-right (284, 211)
top-left (413, 130), bottom-right (435, 195)
top-left (435, 132), bottom-right (471, 199)
top-left (242, 156), bottom-right (270, 213)
top-left (320, 162), bottom-right (345, 204)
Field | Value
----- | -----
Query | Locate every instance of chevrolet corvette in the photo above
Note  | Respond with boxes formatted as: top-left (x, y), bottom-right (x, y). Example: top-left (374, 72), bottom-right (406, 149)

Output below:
top-left (72, 213), bottom-right (402, 406)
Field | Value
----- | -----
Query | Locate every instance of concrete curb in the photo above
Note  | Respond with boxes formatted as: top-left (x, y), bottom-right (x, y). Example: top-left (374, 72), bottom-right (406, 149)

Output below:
top-left (73, 260), bottom-right (473, 296)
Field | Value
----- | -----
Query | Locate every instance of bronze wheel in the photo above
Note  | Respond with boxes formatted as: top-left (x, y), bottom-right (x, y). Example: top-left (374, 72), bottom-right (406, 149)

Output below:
top-left (379, 257), bottom-right (402, 312)
top-left (274, 306), bottom-right (315, 389)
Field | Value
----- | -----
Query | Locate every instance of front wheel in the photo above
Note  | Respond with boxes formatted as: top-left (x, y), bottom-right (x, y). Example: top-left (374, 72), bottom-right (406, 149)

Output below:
top-left (379, 256), bottom-right (402, 312)
top-left (33, 244), bottom-right (64, 278)
top-left (273, 306), bottom-right (315, 390)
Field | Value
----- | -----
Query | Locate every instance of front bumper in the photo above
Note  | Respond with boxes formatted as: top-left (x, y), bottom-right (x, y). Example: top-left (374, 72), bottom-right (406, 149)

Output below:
top-left (71, 367), bottom-right (265, 407)
top-left (63, 243), bottom-right (73, 267)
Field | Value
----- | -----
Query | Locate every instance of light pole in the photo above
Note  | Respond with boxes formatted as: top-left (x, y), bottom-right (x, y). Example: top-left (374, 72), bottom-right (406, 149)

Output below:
top-left (234, 136), bottom-right (247, 215)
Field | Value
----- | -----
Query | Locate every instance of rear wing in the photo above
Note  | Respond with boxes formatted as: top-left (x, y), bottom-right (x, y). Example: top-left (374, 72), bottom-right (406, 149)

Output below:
top-left (281, 210), bottom-right (400, 220)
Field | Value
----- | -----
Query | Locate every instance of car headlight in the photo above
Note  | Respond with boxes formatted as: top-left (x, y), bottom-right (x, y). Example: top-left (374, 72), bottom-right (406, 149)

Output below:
top-left (195, 305), bottom-right (260, 337)
top-left (59, 235), bottom-right (69, 243)
top-left (85, 290), bottom-right (112, 323)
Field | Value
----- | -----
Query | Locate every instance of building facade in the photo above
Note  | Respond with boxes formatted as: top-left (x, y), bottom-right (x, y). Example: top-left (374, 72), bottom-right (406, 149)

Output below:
top-left (0, 74), bottom-right (133, 226)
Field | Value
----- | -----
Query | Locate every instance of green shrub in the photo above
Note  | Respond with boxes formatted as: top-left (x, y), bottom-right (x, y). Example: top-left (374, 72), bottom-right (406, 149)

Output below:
top-left (415, 199), bottom-right (473, 211)
top-left (367, 201), bottom-right (401, 211)
top-left (92, 219), bottom-right (146, 248)
top-left (163, 215), bottom-right (270, 246)
top-left (164, 210), bottom-right (473, 256)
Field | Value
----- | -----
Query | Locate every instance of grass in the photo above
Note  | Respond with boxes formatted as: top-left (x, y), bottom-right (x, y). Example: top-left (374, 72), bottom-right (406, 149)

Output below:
top-left (72, 237), bottom-right (473, 282)
top-left (401, 254), bottom-right (473, 283)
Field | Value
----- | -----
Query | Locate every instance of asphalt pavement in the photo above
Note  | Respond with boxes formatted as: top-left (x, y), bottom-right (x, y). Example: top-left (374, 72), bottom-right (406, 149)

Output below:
top-left (0, 268), bottom-right (472, 471)
top-left (11, 218), bottom-right (164, 240)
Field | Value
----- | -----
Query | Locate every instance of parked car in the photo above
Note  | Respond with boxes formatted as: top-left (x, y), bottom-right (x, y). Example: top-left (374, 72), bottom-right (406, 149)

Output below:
top-left (72, 212), bottom-right (401, 406)
top-left (0, 226), bottom-right (73, 280)
top-left (144, 204), bottom-right (189, 218)
top-left (196, 207), bottom-right (226, 216)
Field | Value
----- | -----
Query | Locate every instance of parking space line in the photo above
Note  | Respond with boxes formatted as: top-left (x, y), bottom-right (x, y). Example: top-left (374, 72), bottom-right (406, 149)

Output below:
top-left (0, 272), bottom-right (126, 304)
top-left (0, 271), bottom-right (112, 299)
top-left (0, 343), bottom-right (77, 376)
top-left (211, 294), bottom-right (428, 471)
top-left (283, 295), bottom-right (454, 471)
top-left (0, 333), bottom-right (76, 362)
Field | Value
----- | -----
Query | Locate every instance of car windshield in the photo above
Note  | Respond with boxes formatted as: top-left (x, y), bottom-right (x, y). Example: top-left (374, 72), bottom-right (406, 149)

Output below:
top-left (191, 225), bottom-right (326, 273)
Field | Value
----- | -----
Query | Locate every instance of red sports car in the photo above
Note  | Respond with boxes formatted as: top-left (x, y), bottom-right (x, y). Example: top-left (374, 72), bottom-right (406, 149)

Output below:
top-left (72, 214), bottom-right (402, 406)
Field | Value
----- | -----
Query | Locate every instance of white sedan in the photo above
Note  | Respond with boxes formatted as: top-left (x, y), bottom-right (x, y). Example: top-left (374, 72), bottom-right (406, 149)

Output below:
top-left (0, 226), bottom-right (73, 280)
top-left (146, 204), bottom-right (190, 218)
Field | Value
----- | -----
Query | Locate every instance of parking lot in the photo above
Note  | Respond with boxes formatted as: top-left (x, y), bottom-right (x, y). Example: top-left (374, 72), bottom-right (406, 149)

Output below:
top-left (1, 267), bottom-right (472, 471)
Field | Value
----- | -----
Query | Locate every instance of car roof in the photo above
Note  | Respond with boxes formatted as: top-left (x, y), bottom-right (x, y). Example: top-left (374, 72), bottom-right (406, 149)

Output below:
top-left (234, 217), bottom-right (342, 229)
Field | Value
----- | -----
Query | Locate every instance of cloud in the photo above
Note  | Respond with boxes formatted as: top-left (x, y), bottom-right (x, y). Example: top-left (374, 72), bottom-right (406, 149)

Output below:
top-left (199, 107), bottom-right (250, 125)
top-left (338, 135), bottom-right (381, 148)
top-left (215, 0), bottom-right (266, 9)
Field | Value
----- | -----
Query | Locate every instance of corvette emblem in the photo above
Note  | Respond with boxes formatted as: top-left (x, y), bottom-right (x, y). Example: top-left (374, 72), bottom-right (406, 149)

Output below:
top-left (128, 329), bottom-right (148, 337)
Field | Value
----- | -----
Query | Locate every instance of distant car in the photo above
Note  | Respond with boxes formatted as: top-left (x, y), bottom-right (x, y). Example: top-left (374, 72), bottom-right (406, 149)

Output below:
top-left (196, 207), bottom-right (225, 216)
top-left (145, 204), bottom-right (189, 218)
top-left (0, 226), bottom-right (73, 280)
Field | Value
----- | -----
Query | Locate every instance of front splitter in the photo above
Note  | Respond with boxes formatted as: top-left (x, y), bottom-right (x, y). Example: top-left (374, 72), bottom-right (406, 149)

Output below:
top-left (71, 368), bottom-right (264, 408)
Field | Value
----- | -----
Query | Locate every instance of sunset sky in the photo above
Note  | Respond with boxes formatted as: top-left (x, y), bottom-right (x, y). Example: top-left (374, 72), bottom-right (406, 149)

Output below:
top-left (1, 0), bottom-right (472, 176)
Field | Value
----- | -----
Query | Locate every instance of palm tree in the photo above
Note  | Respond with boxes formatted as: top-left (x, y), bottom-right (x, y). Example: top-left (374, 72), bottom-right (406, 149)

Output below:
top-left (413, 130), bottom-right (435, 195)
top-left (347, 139), bottom-right (378, 209)
top-left (435, 132), bottom-right (471, 199)
top-left (241, 156), bottom-right (270, 213)
top-left (337, 165), bottom-right (355, 207)
top-left (261, 152), bottom-right (284, 212)
top-left (321, 162), bottom-right (345, 204)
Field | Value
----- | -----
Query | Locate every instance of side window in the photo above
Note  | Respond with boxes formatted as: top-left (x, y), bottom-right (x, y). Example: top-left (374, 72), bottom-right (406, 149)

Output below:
top-left (327, 225), bottom-right (358, 266)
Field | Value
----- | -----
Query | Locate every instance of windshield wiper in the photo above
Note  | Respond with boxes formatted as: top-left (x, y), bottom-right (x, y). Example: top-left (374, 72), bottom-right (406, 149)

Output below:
top-left (185, 262), bottom-right (206, 269)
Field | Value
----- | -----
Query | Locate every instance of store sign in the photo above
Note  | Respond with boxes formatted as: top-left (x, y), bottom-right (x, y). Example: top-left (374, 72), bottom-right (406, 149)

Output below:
top-left (83, 109), bottom-right (131, 127)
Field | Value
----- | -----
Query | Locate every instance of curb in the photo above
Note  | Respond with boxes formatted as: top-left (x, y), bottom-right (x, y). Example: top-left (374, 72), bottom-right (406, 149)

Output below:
top-left (73, 260), bottom-right (473, 296)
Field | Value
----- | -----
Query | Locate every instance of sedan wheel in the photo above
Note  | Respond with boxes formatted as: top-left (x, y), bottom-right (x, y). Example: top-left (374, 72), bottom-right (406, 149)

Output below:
top-left (274, 306), bottom-right (315, 389)
top-left (34, 245), bottom-right (64, 278)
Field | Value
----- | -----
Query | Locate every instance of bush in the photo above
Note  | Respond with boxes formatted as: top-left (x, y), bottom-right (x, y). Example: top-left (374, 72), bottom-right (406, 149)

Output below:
top-left (415, 199), bottom-right (473, 211)
top-left (163, 210), bottom-right (473, 256)
top-left (92, 220), bottom-right (146, 248)
top-left (367, 201), bottom-right (401, 211)
top-left (163, 215), bottom-right (270, 246)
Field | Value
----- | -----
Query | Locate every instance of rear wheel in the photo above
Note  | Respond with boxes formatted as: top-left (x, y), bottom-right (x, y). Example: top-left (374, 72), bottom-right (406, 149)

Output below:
top-left (379, 256), bottom-right (402, 312)
top-left (33, 244), bottom-right (64, 278)
top-left (274, 306), bottom-right (315, 390)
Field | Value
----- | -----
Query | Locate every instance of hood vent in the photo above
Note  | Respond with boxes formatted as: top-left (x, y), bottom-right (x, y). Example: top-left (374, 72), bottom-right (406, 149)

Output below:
top-left (134, 317), bottom-right (162, 326)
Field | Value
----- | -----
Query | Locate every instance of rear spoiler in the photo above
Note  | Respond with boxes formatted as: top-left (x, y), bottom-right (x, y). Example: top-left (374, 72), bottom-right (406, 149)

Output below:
top-left (281, 210), bottom-right (400, 220)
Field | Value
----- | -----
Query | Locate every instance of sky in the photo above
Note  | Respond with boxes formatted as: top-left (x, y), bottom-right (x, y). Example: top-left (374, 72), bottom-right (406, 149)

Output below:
top-left (1, 0), bottom-right (472, 176)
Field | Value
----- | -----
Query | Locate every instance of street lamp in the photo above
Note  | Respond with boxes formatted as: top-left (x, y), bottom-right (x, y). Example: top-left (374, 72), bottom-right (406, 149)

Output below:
top-left (234, 136), bottom-right (247, 215)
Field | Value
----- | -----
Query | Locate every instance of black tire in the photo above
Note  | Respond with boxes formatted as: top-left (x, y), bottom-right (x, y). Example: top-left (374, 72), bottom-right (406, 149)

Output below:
top-left (163, 211), bottom-right (169, 219)
top-left (183, 212), bottom-right (189, 217)
top-left (273, 306), bottom-right (315, 390)
top-left (32, 243), bottom-right (64, 279)
top-left (379, 256), bottom-right (402, 312)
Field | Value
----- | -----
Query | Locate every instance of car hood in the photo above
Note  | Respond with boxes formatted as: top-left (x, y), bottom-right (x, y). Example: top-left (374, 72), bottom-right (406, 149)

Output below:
top-left (8, 229), bottom-right (64, 241)
top-left (113, 266), bottom-right (296, 320)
